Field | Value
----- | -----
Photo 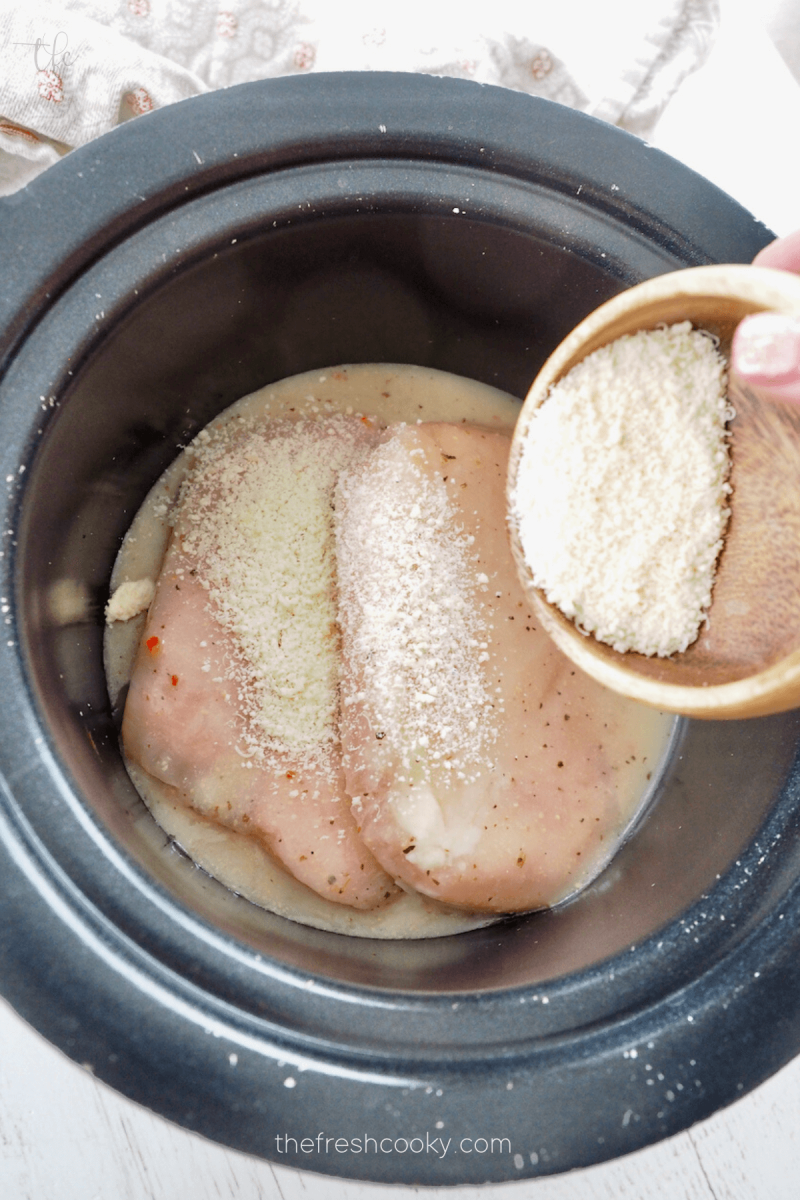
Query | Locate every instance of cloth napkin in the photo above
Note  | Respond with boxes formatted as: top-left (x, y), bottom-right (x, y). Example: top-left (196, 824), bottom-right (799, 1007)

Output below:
top-left (0, 0), bottom-right (719, 195)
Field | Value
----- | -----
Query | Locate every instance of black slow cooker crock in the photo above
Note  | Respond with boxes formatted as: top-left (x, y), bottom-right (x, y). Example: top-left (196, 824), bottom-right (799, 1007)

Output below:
top-left (0, 73), bottom-right (798, 1186)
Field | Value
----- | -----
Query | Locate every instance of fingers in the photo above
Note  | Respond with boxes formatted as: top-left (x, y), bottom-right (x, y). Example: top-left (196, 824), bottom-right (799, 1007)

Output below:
top-left (732, 311), bottom-right (800, 404)
top-left (753, 229), bottom-right (800, 273)
top-left (729, 231), bottom-right (800, 404)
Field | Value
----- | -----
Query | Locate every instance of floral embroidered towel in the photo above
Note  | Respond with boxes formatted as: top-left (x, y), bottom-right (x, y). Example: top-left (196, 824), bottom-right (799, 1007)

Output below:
top-left (0, 0), bottom-right (719, 195)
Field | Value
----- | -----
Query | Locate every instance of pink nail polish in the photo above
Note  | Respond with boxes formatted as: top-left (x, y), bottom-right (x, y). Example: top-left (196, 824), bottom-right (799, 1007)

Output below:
top-left (733, 312), bottom-right (800, 385)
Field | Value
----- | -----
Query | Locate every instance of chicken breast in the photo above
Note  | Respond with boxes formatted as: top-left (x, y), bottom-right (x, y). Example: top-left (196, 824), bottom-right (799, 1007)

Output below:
top-left (335, 422), bottom-right (651, 912)
top-left (122, 415), bottom-right (398, 910)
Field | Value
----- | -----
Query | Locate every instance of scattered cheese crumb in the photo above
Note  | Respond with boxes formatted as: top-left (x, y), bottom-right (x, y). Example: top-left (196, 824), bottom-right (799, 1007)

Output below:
top-left (105, 578), bottom-right (155, 625)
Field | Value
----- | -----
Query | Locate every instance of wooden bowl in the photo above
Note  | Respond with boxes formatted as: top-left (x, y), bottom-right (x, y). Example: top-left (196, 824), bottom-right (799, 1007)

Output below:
top-left (508, 264), bottom-right (800, 719)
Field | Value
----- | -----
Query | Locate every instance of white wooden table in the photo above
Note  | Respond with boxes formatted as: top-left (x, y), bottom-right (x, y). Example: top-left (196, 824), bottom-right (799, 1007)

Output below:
top-left (3, 2), bottom-right (800, 1197)
top-left (2, 993), bottom-right (800, 1199)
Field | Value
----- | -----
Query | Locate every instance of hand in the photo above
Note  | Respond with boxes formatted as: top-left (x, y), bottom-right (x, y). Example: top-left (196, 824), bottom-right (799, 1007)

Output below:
top-left (731, 230), bottom-right (800, 404)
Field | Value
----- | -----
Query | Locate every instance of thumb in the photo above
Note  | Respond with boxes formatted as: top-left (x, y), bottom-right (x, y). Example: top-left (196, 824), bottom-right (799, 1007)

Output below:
top-left (731, 311), bottom-right (800, 405)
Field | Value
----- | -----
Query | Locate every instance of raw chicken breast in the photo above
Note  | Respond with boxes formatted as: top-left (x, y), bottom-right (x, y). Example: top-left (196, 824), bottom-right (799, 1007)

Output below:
top-left (122, 416), bottom-right (398, 910)
top-left (335, 422), bottom-right (651, 913)
top-left (122, 566), bottom-right (395, 908)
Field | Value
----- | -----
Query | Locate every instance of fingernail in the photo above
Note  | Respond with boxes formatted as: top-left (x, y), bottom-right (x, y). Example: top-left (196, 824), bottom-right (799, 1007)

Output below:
top-left (732, 312), bottom-right (800, 385)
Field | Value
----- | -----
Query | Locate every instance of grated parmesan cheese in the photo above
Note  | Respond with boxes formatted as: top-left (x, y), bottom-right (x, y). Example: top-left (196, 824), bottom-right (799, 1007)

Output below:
top-left (335, 430), bottom-right (498, 787)
top-left (511, 322), bottom-right (732, 657)
top-left (174, 415), bottom-right (375, 763)
top-left (105, 577), bottom-right (155, 624)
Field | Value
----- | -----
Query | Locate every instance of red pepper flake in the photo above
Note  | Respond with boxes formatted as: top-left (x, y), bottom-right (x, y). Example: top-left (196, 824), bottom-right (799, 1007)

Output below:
top-left (171, 674), bottom-right (179, 687)
top-left (146, 635), bottom-right (159, 653)
top-left (286, 771), bottom-right (295, 780)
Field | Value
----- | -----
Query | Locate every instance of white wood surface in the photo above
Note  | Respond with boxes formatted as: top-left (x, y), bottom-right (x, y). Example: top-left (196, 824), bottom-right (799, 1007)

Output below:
top-left (1, 992), bottom-right (800, 1199)
top-left (2, 3), bottom-right (799, 1198)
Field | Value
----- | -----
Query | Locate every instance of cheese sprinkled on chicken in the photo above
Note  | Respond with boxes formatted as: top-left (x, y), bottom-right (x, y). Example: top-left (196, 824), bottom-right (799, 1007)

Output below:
top-left (175, 416), bottom-right (376, 764)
